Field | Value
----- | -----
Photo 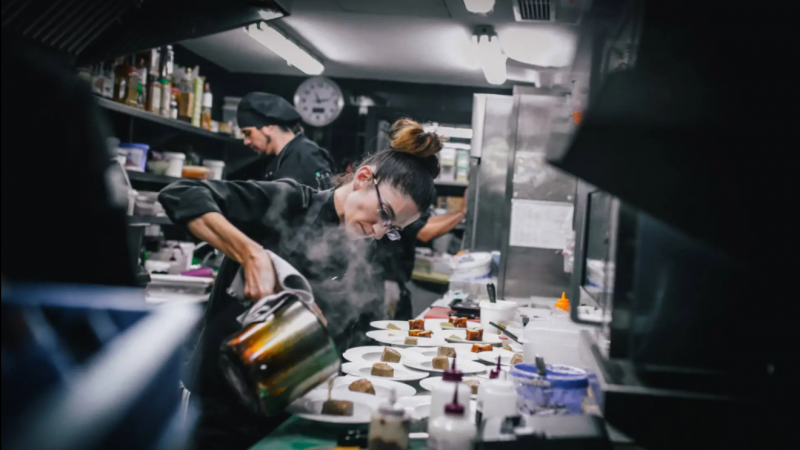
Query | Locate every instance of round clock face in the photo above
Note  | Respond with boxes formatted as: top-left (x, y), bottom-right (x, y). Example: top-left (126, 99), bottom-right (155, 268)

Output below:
top-left (293, 77), bottom-right (344, 127)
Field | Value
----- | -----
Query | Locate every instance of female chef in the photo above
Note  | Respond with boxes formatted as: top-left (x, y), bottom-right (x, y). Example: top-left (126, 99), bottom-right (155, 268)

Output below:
top-left (158, 118), bottom-right (444, 450)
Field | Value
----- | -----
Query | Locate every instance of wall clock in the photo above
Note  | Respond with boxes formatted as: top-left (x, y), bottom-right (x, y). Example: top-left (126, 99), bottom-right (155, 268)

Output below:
top-left (293, 76), bottom-right (344, 127)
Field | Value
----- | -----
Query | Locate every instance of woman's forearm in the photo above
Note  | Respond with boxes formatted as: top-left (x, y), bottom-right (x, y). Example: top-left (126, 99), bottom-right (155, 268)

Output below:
top-left (416, 211), bottom-right (464, 243)
top-left (187, 212), bottom-right (262, 265)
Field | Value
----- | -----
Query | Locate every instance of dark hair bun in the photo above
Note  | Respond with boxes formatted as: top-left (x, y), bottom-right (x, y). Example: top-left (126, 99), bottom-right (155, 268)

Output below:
top-left (389, 118), bottom-right (446, 158)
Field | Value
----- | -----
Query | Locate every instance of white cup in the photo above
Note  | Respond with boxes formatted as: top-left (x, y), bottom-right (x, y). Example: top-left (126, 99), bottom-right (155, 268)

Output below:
top-left (479, 300), bottom-right (517, 334)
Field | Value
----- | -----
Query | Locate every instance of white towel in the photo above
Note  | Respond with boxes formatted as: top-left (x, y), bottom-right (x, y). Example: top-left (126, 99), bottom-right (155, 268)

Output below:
top-left (228, 250), bottom-right (316, 327)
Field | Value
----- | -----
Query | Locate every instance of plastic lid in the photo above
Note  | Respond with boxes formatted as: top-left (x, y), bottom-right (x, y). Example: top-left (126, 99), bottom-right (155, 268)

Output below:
top-left (203, 159), bottom-right (225, 167)
top-left (120, 143), bottom-right (150, 151)
top-left (554, 292), bottom-right (570, 312)
top-left (163, 152), bottom-right (186, 160)
top-left (442, 354), bottom-right (464, 382)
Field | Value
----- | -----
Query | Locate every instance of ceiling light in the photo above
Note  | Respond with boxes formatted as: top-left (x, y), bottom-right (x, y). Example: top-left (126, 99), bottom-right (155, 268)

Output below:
top-left (464, 0), bottom-right (495, 14)
top-left (473, 28), bottom-right (507, 85)
top-left (244, 22), bottom-right (324, 75)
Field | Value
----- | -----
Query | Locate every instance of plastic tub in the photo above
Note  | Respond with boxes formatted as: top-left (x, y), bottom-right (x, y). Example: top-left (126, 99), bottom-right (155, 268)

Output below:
top-left (182, 165), bottom-right (210, 180)
top-left (511, 363), bottom-right (588, 416)
top-left (451, 252), bottom-right (492, 281)
top-left (163, 152), bottom-right (186, 178)
top-left (479, 300), bottom-right (517, 334)
top-left (203, 159), bottom-right (225, 180)
top-left (119, 143), bottom-right (150, 172)
top-left (522, 319), bottom-right (594, 367)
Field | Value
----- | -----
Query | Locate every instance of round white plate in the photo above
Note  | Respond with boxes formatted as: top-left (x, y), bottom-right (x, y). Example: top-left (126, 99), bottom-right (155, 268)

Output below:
top-left (370, 320), bottom-right (410, 331)
top-left (366, 330), bottom-right (446, 348)
top-left (288, 390), bottom-right (384, 424)
top-left (476, 348), bottom-right (520, 366)
top-left (341, 361), bottom-right (430, 382)
top-left (401, 357), bottom-right (488, 374)
top-left (313, 375), bottom-right (416, 399)
top-left (402, 344), bottom-right (479, 362)
top-left (343, 346), bottom-right (403, 363)
top-left (395, 395), bottom-right (478, 422)
top-left (418, 376), bottom-right (484, 399)
top-left (438, 329), bottom-right (503, 345)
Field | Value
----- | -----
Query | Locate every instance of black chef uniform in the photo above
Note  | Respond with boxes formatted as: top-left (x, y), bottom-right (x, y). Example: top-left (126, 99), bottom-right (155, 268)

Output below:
top-left (376, 216), bottom-right (430, 320)
top-left (159, 178), bottom-right (381, 450)
top-left (234, 92), bottom-right (336, 188)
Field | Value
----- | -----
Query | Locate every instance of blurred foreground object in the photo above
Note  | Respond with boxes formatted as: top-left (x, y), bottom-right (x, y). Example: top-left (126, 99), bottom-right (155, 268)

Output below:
top-left (1, 283), bottom-right (201, 450)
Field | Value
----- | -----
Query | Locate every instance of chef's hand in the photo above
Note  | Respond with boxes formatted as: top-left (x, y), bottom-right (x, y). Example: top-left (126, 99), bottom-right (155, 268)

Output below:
top-left (243, 250), bottom-right (279, 300)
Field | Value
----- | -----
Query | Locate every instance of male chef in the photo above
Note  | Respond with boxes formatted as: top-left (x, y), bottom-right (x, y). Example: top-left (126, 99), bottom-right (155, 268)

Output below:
top-left (234, 92), bottom-right (335, 188)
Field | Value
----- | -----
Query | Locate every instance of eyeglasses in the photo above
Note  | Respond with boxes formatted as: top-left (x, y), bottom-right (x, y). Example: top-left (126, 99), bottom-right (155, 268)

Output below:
top-left (374, 180), bottom-right (401, 241)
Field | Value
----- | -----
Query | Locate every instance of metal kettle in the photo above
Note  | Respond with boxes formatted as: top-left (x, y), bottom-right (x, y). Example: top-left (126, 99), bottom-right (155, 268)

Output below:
top-left (219, 293), bottom-right (340, 417)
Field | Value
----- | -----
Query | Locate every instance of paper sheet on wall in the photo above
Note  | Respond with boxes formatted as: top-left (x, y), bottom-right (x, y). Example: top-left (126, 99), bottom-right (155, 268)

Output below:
top-left (509, 199), bottom-right (573, 249)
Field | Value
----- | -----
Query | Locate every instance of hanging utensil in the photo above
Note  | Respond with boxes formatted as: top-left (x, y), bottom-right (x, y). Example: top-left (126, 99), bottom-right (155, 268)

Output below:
top-left (487, 282), bottom-right (496, 304)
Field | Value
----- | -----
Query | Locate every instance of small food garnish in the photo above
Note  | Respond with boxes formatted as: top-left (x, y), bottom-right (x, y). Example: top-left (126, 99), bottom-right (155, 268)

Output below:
top-left (432, 356), bottom-right (450, 370)
top-left (371, 362), bottom-right (395, 377)
top-left (437, 346), bottom-right (456, 358)
top-left (440, 321), bottom-right (455, 328)
top-left (386, 323), bottom-right (401, 330)
top-left (404, 337), bottom-right (418, 346)
top-left (381, 347), bottom-right (402, 363)
top-left (321, 399), bottom-right (354, 416)
top-left (349, 379), bottom-right (376, 395)
top-left (409, 319), bottom-right (425, 330)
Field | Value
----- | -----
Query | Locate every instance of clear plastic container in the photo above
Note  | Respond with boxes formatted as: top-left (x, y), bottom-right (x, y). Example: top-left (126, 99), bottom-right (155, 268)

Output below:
top-left (511, 363), bottom-right (588, 416)
top-left (522, 318), bottom-right (593, 367)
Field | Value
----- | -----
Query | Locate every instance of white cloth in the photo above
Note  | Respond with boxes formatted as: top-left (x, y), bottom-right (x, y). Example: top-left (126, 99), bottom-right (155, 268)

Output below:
top-left (228, 250), bottom-right (316, 327)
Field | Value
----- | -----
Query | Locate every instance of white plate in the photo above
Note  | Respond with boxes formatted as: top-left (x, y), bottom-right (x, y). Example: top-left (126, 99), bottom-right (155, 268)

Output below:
top-left (401, 357), bottom-right (489, 374)
top-left (313, 375), bottom-right (416, 399)
top-left (341, 361), bottom-right (430, 382)
top-left (476, 349), bottom-right (520, 366)
top-left (418, 376), bottom-right (484, 399)
top-left (402, 344), bottom-right (479, 362)
top-left (438, 329), bottom-right (504, 345)
top-left (288, 390), bottom-right (384, 424)
top-left (366, 330), bottom-right (446, 348)
top-left (343, 346), bottom-right (405, 364)
top-left (395, 395), bottom-right (478, 422)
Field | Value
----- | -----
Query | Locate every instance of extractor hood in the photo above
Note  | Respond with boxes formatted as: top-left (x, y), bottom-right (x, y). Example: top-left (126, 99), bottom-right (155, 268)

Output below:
top-left (1, 0), bottom-right (291, 64)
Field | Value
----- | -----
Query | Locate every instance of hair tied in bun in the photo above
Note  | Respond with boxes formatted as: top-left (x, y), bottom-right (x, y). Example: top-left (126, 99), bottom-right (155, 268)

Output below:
top-left (389, 118), bottom-right (446, 159)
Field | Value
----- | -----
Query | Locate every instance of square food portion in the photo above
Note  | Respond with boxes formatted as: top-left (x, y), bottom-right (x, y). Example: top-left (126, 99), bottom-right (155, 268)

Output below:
top-left (471, 344), bottom-right (493, 353)
top-left (371, 362), bottom-right (395, 377)
top-left (437, 346), bottom-right (456, 357)
top-left (449, 316), bottom-right (468, 328)
top-left (349, 379), bottom-right (376, 395)
top-left (381, 347), bottom-right (402, 363)
top-left (510, 353), bottom-right (523, 365)
top-left (321, 399), bottom-right (354, 416)
top-left (409, 330), bottom-right (432, 338)
top-left (465, 379), bottom-right (481, 395)
top-left (432, 356), bottom-right (450, 370)
top-left (409, 319), bottom-right (425, 330)
top-left (466, 328), bottom-right (484, 341)
top-left (404, 337), bottom-right (418, 346)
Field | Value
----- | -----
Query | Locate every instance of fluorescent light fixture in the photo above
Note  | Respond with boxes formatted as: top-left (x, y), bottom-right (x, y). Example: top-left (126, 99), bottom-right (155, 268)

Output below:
top-left (424, 123), bottom-right (474, 140)
top-left (444, 142), bottom-right (472, 150)
top-left (244, 22), bottom-right (324, 75)
top-left (464, 0), bottom-right (495, 14)
top-left (473, 30), bottom-right (507, 85)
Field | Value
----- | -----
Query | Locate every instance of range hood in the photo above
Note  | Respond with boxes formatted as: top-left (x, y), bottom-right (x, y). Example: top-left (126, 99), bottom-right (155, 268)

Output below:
top-left (1, 0), bottom-right (291, 64)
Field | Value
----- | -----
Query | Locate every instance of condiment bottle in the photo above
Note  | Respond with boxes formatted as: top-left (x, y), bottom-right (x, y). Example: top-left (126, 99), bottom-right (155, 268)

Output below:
top-left (201, 83), bottom-right (213, 130)
top-left (429, 355), bottom-right (471, 422)
top-left (475, 356), bottom-right (501, 426)
top-left (159, 45), bottom-right (174, 118)
top-left (368, 389), bottom-right (409, 450)
top-left (178, 68), bottom-right (194, 122)
top-left (427, 384), bottom-right (477, 450)
top-left (478, 369), bottom-right (517, 427)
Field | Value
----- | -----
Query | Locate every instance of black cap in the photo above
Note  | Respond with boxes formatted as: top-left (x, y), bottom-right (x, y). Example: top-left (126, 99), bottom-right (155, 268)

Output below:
top-left (237, 92), bottom-right (301, 129)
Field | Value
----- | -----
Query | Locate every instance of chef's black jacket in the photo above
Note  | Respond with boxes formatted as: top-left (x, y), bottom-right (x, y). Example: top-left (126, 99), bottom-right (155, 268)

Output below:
top-left (159, 179), bottom-right (380, 450)
top-left (230, 133), bottom-right (336, 188)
